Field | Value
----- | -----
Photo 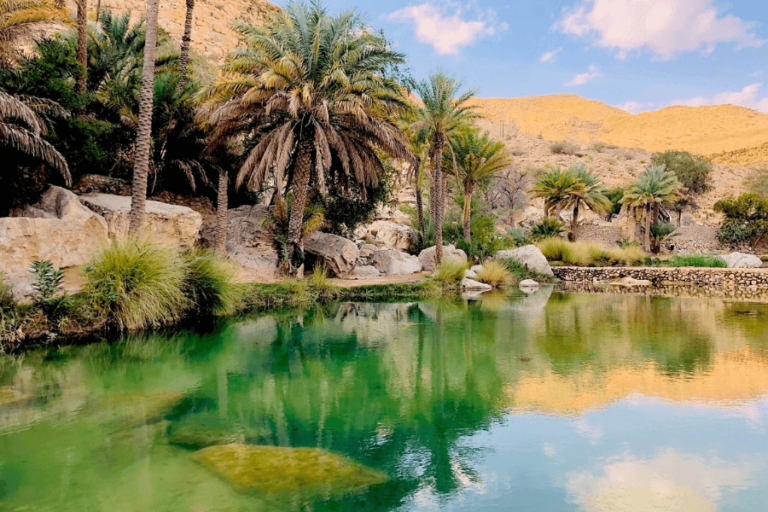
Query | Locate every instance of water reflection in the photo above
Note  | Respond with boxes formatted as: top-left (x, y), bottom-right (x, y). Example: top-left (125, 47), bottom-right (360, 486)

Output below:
top-left (0, 290), bottom-right (767, 511)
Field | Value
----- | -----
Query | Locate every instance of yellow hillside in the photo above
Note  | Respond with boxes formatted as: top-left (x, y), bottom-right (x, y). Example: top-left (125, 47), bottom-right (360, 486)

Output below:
top-left (471, 94), bottom-right (768, 165)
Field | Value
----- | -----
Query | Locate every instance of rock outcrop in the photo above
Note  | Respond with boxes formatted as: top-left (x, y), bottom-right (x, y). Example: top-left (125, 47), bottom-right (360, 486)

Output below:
top-left (224, 205), bottom-right (279, 278)
top-left (496, 245), bottom-right (554, 277)
top-left (351, 265), bottom-right (381, 279)
top-left (418, 245), bottom-right (468, 272)
top-left (0, 187), bottom-right (109, 298)
top-left (461, 278), bottom-right (493, 292)
top-left (81, 193), bottom-right (202, 247)
top-left (371, 248), bottom-right (422, 275)
top-left (354, 221), bottom-right (417, 252)
top-left (722, 252), bottom-right (763, 269)
top-left (305, 232), bottom-right (360, 277)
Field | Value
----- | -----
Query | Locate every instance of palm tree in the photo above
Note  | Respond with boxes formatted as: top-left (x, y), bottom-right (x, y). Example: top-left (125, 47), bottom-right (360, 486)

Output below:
top-left (203, 1), bottom-right (413, 272)
top-left (447, 130), bottom-right (511, 242)
top-left (0, 0), bottom-right (70, 67)
top-left (400, 119), bottom-right (430, 246)
top-left (128, 0), bottom-right (160, 234)
top-left (567, 163), bottom-right (610, 241)
top-left (177, 0), bottom-right (194, 86)
top-left (411, 70), bottom-right (478, 263)
top-left (0, 90), bottom-right (70, 181)
top-left (530, 166), bottom-right (582, 220)
top-left (621, 165), bottom-right (682, 252)
top-left (75, 0), bottom-right (87, 93)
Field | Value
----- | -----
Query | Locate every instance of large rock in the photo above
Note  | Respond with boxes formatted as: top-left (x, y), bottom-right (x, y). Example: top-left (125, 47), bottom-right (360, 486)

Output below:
top-left (461, 278), bottom-right (493, 292)
top-left (722, 252), bottom-right (763, 269)
top-left (371, 248), bottom-right (422, 275)
top-left (496, 245), bottom-right (554, 277)
top-left (305, 232), bottom-right (360, 277)
top-left (355, 220), bottom-right (417, 252)
top-left (0, 187), bottom-right (109, 298)
top-left (418, 245), bottom-right (468, 272)
top-left (224, 205), bottom-right (280, 278)
top-left (80, 193), bottom-right (202, 247)
top-left (351, 265), bottom-right (381, 279)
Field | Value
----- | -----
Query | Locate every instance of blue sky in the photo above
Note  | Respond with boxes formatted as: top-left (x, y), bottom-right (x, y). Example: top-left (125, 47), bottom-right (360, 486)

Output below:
top-left (270, 0), bottom-right (768, 113)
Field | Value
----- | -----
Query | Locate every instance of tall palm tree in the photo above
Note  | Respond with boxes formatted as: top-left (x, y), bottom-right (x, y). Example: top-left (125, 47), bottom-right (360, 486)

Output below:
top-left (400, 118), bottom-right (430, 246)
top-left (0, 90), bottom-right (70, 181)
top-left (621, 164), bottom-right (682, 252)
top-left (447, 130), bottom-right (511, 242)
top-left (203, 1), bottom-right (413, 271)
top-left (177, 0), bottom-right (194, 86)
top-left (75, 0), bottom-right (87, 93)
top-left (128, 0), bottom-right (160, 234)
top-left (567, 163), bottom-right (610, 241)
top-left (411, 70), bottom-right (478, 263)
top-left (0, 0), bottom-right (70, 67)
top-left (530, 166), bottom-right (583, 220)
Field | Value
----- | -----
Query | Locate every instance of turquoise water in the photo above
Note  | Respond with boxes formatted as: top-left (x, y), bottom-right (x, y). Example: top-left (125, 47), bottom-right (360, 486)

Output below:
top-left (1, 289), bottom-right (768, 511)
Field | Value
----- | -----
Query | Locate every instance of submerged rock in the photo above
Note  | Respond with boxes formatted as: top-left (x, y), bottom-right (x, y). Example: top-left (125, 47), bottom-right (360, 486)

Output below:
top-left (90, 390), bottom-right (185, 428)
top-left (496, 245), bottom-right (554, 277)
top-left (169, 425), bottom-right (249, 449)
top-left (191, 444), bottom-right (388, 497)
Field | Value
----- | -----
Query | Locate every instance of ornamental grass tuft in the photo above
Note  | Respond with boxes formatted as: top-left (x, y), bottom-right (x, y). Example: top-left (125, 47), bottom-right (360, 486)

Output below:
top-left (183, 248), bottom-right (245, 317)
top-left (476, 260), bottom-right (512, 287)
top-left (432, 259), bottom-right (468, 285)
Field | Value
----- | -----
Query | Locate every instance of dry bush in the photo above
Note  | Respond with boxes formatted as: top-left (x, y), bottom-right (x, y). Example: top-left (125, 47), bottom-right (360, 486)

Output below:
top-left (549, 141), bottom-right (580, 155)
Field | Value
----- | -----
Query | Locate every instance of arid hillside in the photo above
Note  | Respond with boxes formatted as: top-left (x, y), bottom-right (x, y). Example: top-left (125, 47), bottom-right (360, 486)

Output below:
top-left (471, 95), bottom-right (768, 166)
top-left (64, 0), bottom-right (278, 62)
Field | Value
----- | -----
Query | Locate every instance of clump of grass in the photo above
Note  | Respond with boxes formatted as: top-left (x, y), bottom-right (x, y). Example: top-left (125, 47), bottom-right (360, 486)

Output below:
top-left (605, 246), bottom-right (645, 266)
top-left (496, 258), bottom-right (556, 284)
top-left (0, 273), bottom-right (14, 311)
top-left (83, 238), bottom-right (190, 331)
top-left (308, 265), bottom-right (333, 295)
top-left (476, 260), bottom-right (512, 287)
top-left (432, 259), bottom-right (468, 285)
top-left (183, 249), bottom-right (244, 317)
top-left (549, 141), bottom-right (580, 155)
top-left (537, 238), bottom-right (646, 267)
top-left (668, 254), bottom-right (727, 268)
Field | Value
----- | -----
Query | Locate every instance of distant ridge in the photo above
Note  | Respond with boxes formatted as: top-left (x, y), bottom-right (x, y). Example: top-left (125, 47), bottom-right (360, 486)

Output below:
top-left (470, 94), bottom-right (768, 165)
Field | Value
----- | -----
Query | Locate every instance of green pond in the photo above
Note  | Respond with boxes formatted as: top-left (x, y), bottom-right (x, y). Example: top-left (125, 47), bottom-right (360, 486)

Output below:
top-left (2, 288), bottom-right (768, 511)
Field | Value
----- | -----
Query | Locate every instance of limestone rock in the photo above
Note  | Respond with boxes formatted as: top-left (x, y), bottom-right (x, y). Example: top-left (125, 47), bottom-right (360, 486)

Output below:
top-left (371, 248), bottom-right (422, 275)
top-left (520, 279), bottom-right (540, 289)
top-left (0, 187), bottom-right (109, 298)
top-left (223, 205), bottom-right (280, 278)
top-left (464, 269), bottom-right (478, 279)
top-left (496, 245), bottom-right (554, 277)
top-left (358, 244), bottom-right (376, 264)
top-left (354, 221), bottom-right (417, 252)
top-left (470, 265), bottom-right (484, 274)
top-left (722, 252), bottom-right (763, 269)
top-left (461, 278), bottom-right (493, 292)
top-left (305, 232), bottom-right (360, 277)
top-left (80, 193), bottom-right (202, 247)
top-left (351, 265), bottom-right (381, 279)
top-left (418, 245), bottom-right (468, 272)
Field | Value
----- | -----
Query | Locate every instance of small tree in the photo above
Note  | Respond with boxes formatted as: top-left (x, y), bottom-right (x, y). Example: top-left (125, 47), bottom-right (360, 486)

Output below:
top-left (567, 163), bottom-right (610, 241)
top-left (621, 165), bottom-right (683, 252)
top-left (652, 151), bottom-right (712, 195)
top-left (714, 193), bottom-right (768, 249)
top-left (529, 166), bottom-right (581, 220)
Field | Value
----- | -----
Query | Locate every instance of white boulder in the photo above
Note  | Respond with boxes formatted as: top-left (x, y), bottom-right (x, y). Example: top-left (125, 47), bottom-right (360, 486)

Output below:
top-left (305, 232), bottom-right (360, 277)
top-left (496, 245), bottom-right (554, 277)
top-left (722, 252), bottom-right (763, 269)
top-left (464, 269), bottom-right (478, 279)
top-left (80, 193), bottom-right (202, 247)
top-left (461, 278), bottom-right (493, 292)
top-left (519, 279), bottom-right (540, 292)
top-left (371, 248), bottom-right (422, 275)
top-left (351, 265), bottom-right (381, 279)
top-left (418, 245), bottom-right (468, 272)
top-left (355, 221), bottom-right (417, 252)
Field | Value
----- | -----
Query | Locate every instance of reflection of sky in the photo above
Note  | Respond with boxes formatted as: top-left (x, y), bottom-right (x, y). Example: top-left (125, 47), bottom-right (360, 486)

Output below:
top-left (399, 398), bottom-right (768, 511)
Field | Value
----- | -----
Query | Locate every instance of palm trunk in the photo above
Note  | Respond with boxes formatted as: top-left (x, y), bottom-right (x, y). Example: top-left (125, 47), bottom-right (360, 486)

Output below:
top-left (433, 135), bottom-right (445, 264)
top-left (75, 0), bottom-right (87, 94)
top-left (128, 0), bottom-right (160, 234)
top-left (215, 168), bottom-right (228, 252)
top-left (677, 209), bottom-right (682, 227)
top-left (178, 0), bottom-right (195, 87)
top-left (570, 200), bottom-right (580, 242)
top-left (95, 0), bottom-right (101, 22)
top-left (429, 166), bottom-right (436, 223)
top-left (462, 181), bottom-right (475, 243)
top-left (286, 136), bottom-right (313, 271)
top-left (644, 205), bottom-right (651, 253)
top-left (415, 163), bottom-right (425, 246)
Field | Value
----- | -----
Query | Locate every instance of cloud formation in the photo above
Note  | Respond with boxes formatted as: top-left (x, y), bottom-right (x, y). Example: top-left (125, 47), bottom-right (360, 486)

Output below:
top-left (388, 2), bottom-right (499, 55)
top-left (676, 83), bottom-right (768, 112)
top-left (540, 48), bottom-right (563, 63)
top-left (556, 0), bottom-right (763, 60)
top-left (565, 65), bottom-right (600, 86)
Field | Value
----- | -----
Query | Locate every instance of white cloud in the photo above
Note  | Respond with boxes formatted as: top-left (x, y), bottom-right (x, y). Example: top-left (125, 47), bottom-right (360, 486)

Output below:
top-left (556, 0), bottom-right (763, 60)
top-left (675, 83), bottom-right (768, 112)
top-left (388, 2), bottom-right (500, 55)
top-left (540, 47), bottom-right (563, 63)
top-left (565, 65), bottom-right (600, 86)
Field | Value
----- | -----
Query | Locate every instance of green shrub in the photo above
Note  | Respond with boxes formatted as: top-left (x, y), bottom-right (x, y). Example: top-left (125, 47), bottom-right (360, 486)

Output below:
top-left (652, 151), bottom-right (712, 194)
top-left (432, 259), bottom-right (468, 285)
top-left (605, 188), bottom-right (625, 221)
top-left (507, 227), bottom-right (529, 247)
top-left (530, 218), bottom-right (565, 240)
top-left (714, 194), bottom-right (768, 248)
top-left (717, 221), bottom-right (754, 246)
top-left (497, 258), bottom-right (555, 283)
top-left (183, 249), bottom-right (243, 317)
top-left (667, 254), bottom-right (727, 268)
top-left (476, 260), bottom-right (512, 287)
top-left (307, 265), bottom-right (336, 298)
top-left (0, 273), bottom-right (14, 311)
top-left (84, 238), bottom-right (190, 331)
top-left (616, 238), bottom-right (639, 249)
top-left (650, 222), bottom-right (677, 249)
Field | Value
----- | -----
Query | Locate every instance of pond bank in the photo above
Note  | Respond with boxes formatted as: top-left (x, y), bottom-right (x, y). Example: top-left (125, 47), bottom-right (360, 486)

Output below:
top-left (554, 266), bottom-right (768, 290)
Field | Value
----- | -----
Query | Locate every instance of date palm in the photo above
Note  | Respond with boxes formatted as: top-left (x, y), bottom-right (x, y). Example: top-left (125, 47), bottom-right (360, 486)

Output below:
top-left (75, 0), bottom-right (87, 93)
top-left (446, 130), bottom-right (511, 242)
top-left (177, 0), bottom-right (194, 86)
top-left (128, 0), bottom-right (160, 234)
top-left (567, 163), bottom-right (610, 241)
top-left (411, 70), bottom-right (478, 263)
top-left (621, 164), bottom-right (682, 252)
top-left (203, 1), bottom-right (413, 271)
top-left (0, 0), bottom-right (70, 67)
top-left (530, 166), bottom-right (582, 220)
top-left (0, 90), bottom-right (70, 181)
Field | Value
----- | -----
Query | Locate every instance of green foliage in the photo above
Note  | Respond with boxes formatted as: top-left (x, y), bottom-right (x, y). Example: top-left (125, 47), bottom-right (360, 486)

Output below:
top-left (83, 238), bottom-right (190, 331)
top-left (182, 249), bottom-right (243, 317)
top-left (322, 181), bottom-right (390, 238)
top-left (475, 260), bottom-right (512, 287)
top-left (262, 197), bottom-right (326, 263)
top-left (432, 260), bottom-right (468, 285)
top-left (650, 222), bottom-right (677, 245)
top-left (668, 254), bottom-right (727, 268)
top-left (496, 258), bottom-right (557, 283)
top-left (616, 238), bottom-right (639, 249)
top-left (621, 165), bottom-right (683, 210)
top-left (0, 273), bottom-right (14, 311)
top-left (29, 260), bottom-right (69, 319)
top-left (507, 227), bottom-right (529, 247)
top-left (652, 151), bottom-right (712, 194)
top-left (530, 218), bottom-right (566, 240)
top-left (605, 187), bottom-right (625, 220)
top-left (449, 213), bottom-right (512, 260)
top-left (537, 239), bottom-right (645, 267)
top-left (714, 193), bottom-right (768, 248)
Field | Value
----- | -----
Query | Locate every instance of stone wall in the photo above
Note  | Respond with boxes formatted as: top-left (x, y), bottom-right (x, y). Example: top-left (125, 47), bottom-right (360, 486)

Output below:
top-left (554, 266), bottom-right (768, 290)
top-left (65, 0), bottom-right (278, 62)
